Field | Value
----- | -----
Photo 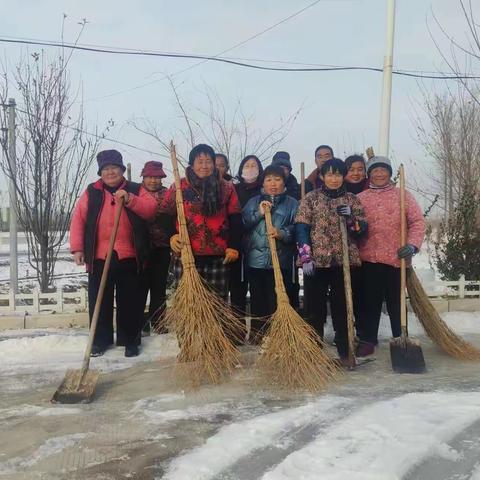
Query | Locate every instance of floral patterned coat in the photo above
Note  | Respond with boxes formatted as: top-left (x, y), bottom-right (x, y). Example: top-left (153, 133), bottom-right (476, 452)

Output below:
top-left (295, 189), bottom-right (367, 268)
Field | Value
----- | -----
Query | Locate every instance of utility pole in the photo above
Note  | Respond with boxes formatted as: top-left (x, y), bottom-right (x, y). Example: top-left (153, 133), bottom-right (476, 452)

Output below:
top-left (378, 0), bottom-right (396, 156)
top-left (8, 98), bottom-right (18, 294)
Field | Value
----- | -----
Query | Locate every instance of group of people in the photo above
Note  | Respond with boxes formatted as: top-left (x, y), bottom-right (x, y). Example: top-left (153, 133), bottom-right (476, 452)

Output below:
top-left (70, 143), bottom-right (425, 365)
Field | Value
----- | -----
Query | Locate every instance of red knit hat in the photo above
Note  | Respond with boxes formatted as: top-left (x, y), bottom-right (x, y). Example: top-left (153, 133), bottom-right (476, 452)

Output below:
top-left (141, 161), bottom-right (167, 178)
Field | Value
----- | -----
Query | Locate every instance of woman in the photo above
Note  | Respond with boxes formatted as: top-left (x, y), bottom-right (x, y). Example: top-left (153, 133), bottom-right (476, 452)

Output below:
top-left (215, 153), bottom-right (233, 181)
top-left (356, 155), bottom-right (425, 357)
top-left (162, 144), bottom-right (241, 300)
top-left (70, 150), bottom-right (158, 357)
top-left (295, 158), bottom-right (367, 363)
top-left (140, 161), bottom-right (174, 335)
top-left (229, 155), bottom-right (264, 315)
top-left (344, 154), bottom-right (368, 194)
top-left (242, 165), bottom-right (298, 343)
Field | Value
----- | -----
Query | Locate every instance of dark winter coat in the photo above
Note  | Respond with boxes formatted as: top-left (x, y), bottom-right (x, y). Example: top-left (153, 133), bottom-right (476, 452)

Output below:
top-left (284, 174), bottom-right (301, 200)
top-left (242, 191), bottom-right (298, 270)
top-left (234, 179), bottom-right (263, 208)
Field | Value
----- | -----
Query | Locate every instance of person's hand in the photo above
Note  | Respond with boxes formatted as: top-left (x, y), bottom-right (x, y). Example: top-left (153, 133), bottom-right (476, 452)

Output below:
top-left (170, 234), bottom-right (183, 254)
top-left (302, 260), bottom-right (315, 276)
top-left (259, 200), bottom-right (272, 216)
top-left (268, 227), bottom-right (282, 239)
top-left (398, 244), bottom-right (417, 259)
top-left (73, 251), bottom-right (85, 266)
top-left (337, 205), bottom-right (352, 217)
top-left (115, 189), bottom-right (131, 205)
top-left (223, 248), bottom-right (239, 264)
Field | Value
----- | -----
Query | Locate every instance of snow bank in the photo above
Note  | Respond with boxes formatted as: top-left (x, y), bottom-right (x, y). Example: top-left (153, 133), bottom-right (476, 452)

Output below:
top-left (163, 396), bottom-right (352, 480)
top-left (262, 391), bottom-right (480, 480)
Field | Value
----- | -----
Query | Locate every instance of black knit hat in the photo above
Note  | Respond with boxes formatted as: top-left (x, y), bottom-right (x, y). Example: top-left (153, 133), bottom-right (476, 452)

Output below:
top-left (263, 164), bottom-right (286, 181)
top-left (271, 151), bottom-right (292, 172)
top-left (189, 144), bottom-right (216, 166)
top-left (97, 150), bottom-right (125, 176)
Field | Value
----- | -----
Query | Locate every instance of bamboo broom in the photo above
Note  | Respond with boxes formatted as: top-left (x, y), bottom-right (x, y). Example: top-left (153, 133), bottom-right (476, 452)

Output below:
top-left (256, 203), bottom-right (341, 391)
top-left (407, 271), bottom-right (480, 360)
top-left (162, 141), bottom-right (245, 386)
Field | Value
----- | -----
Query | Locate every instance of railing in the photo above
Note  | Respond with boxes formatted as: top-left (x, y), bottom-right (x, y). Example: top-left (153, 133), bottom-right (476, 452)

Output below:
top-left (0, 275), bottom-right (479, 315)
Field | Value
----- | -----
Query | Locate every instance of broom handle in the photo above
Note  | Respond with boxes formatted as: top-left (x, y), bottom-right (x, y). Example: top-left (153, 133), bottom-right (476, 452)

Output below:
top-left (264, 204), bottom-right (289, 303)
top-left (399, 164), bottom-right (408, 336)
top-left (81, 197), bottom-right (125, 374)
top-left (169, 141), bottom-right (195, 269)
top-left (339, 217), bottom-right (356, 364)
top-left (300, 162), bottom-right (305, 199)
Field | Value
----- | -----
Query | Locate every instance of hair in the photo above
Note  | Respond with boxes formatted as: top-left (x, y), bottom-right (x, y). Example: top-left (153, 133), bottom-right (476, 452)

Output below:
top-left (314, 145), bottom-right (334, 157)
top-left (189, 144), bottom-right (216, 166)
top-left (215, 153), bottom-right (229, 168)
top-left (263, 164), bottom-right (286, 182)
top-left (320, 157), bottom-right (347, 177)
top-left (237, 154), bottom-right (263, 178)
top-left (345, 154), bottom-right (366, 171)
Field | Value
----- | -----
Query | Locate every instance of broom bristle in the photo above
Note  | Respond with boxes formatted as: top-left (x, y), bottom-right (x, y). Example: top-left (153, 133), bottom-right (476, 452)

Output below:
top-left (161, 265), bottom-right (245, 387)
top-left (256, 301), bottom-right (341, 391)
top-left (407, 269), bottom-right (480, 361)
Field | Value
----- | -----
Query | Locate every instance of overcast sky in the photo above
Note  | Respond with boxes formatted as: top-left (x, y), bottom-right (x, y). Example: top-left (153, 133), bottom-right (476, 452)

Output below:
top-left (0, 0), bottom-right (476, 200)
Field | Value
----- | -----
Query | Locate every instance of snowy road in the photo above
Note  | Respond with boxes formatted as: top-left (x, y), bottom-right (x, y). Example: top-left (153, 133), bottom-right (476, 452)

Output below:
top-left (1, 313), bottom-right (480, 479)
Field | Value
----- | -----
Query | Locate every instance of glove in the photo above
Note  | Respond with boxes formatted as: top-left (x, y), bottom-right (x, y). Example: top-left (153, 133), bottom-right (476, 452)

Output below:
top-left (170, 234), bottom-right (183, 254)
top-left (398, 244), bottom-right (417, 259)
top-left (223, 248), bottom-right (239, 264)
top-left (302, 260), bottom-right (315, 277)
top-left (337, 205), bottom-right (352, 217)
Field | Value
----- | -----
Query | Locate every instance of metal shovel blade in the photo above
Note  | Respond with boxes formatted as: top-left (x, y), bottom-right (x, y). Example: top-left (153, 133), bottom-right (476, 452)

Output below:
top-left (390, 336), bottom-right (426, 374)
top-left (51, 369), bottom-right (100, 404)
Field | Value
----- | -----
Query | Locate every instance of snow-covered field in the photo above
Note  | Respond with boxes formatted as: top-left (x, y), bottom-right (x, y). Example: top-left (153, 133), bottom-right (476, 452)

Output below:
top-left (1, 312), bottom-right (480, 479)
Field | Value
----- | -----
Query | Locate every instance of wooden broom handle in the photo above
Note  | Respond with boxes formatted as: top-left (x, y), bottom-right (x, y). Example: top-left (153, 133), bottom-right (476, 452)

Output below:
top-left (169, 141), bottom-right (195, 269)
top-left (300, 162), bottom-right (305, 199)
top-left (339, 217), bottom-right (356, 363)
top-left (264, 204), bottom-right (289, 303)
top-left (399, 164), bottom-right (407, 333)
top-left (81, 196), bottom-right (124, 374)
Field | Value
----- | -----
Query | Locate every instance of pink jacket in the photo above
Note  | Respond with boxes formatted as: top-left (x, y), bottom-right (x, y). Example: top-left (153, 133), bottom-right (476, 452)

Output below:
top-left (357, 184), bottom-right (425, 268)
top-left (70, 179), bottom-right (158, 266)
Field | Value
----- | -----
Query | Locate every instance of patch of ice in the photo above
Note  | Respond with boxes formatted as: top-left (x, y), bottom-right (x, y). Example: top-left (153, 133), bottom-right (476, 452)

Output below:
top-left (163, 395), bottom-right (352, 480)
top-left (262, 391), bottom-right (480, 480)
top-left (36, 407), bottom-right (82, 417)
top-left (0, 405), bottom-right (43, 421)
top-left (471, 462), bottom-right (480, 480)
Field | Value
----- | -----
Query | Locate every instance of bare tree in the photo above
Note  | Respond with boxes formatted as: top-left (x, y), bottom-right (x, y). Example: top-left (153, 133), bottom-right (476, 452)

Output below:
top-left (132, 78), bottom-right (303, 173)
top-left (0, 31), bottom-right (108, 292)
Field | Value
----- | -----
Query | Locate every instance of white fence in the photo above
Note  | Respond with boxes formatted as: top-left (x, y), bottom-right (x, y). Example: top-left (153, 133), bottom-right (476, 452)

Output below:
top-left (0, 275), bottom-right (479, 315)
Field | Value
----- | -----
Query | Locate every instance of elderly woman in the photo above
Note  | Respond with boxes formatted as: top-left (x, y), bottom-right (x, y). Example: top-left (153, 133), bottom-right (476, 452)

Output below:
top-left (140, 161), bottom-right (174, 335)
top-left (162, 144), bottom-right (241, 300)
top-left (242, 164), bottom-right (298, 342)
top-left (295, 158), bottom-right (367, 363)
top-left (70, 150), bottom-right (158, 357)
top-left (356, 155), bottom-right (425, 357)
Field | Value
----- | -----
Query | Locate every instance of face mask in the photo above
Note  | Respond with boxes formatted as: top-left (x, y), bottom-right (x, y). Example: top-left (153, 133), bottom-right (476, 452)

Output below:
top-left (242, 167), bottom-right (259, 183)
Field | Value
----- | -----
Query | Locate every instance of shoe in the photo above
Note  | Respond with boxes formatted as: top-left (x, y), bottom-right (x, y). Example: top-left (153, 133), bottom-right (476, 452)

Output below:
top-left (356, 341), bottom-right (375, 358)
top-left (90, 345), bottom-right (105, 357)
top-left (125, 345), bottom-right (140, 357)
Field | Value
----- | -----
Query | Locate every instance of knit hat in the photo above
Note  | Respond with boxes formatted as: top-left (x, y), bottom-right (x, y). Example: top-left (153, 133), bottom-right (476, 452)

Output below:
top-left (97, 149), bottom-right (125, 176)
top-left (188, 144), bottom-right (216, 166)
top-left (141, 161), bottom-right (167, 178)
top-left (271, 151), bottom-right (292, 172)
top-left (366, 155), bottom-right (392, 176)
top-left (263, 164), bottom-right (286, 181)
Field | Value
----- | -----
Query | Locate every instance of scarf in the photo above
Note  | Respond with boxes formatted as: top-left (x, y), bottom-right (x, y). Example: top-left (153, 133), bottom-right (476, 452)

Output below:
top-left (186, 166), bottom-right (222, 216)
top-left (346, 179), bottom-right (367, 194)
top-left (321, 183), bottom-right (347, 199)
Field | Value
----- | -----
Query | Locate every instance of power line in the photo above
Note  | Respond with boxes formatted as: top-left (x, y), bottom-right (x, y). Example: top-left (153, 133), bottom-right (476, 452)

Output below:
top-left (1, 36), bottom-right (479, 81)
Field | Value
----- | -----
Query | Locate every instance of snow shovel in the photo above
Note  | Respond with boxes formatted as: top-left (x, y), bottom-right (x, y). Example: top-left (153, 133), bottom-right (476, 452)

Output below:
top-left (339, 216), bottom-right (357, 369)
top-left (52, 197), bottom-right (125, 403)
top-left (390, 165), bottom-right (426, 374)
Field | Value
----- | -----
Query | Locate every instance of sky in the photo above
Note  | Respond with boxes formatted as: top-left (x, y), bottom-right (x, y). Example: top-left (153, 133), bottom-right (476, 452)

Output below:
top-left (0, 0), bottom-right (477, 205)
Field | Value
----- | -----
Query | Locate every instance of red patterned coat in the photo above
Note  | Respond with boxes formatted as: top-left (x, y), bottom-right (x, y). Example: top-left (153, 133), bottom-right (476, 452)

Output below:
top-left (357, 184), bottom-right (425, 268)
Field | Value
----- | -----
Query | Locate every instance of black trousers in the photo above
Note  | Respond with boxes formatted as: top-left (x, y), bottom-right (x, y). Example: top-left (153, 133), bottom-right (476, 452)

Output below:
top-left (248, 267), bottom-right (293, 337)
top-left (359, 262), bottom-right (402, 345)
top-left (229, 255), bottom-right (248, 315)
top-left (142, 247), bottom-right (171, 331)
top-left (88, 252), bottom-right (144, 348)
top-left (304, 267), bottom-right (360, 358)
